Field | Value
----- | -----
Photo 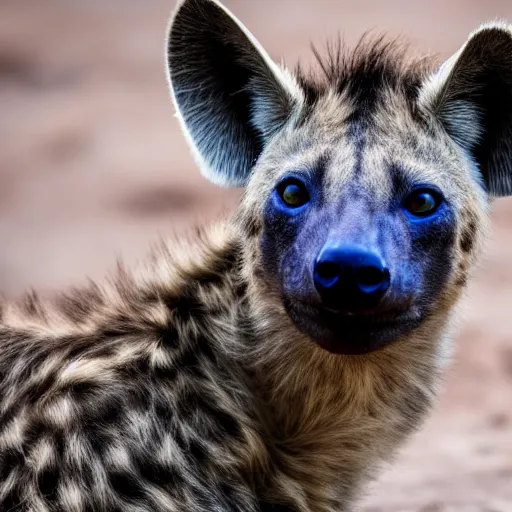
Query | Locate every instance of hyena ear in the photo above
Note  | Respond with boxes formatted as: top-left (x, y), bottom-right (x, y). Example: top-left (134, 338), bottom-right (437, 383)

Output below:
top-left (166, 0), bottom-right (304, 187)
top-left (419, 22), bottom-right (512, 197)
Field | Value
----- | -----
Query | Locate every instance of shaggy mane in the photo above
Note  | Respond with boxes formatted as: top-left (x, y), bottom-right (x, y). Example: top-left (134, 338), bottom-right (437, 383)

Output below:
top-left (295, 33), bottom-right (439, 107)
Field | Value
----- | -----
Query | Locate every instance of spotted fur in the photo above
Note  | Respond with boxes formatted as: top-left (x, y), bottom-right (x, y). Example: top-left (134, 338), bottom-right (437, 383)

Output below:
top-left (1, 1), bottom-right (512, 511)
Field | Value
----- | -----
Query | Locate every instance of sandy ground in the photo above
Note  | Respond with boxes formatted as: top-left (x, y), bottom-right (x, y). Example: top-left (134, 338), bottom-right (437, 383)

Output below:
top-left (1, 1), bottom-right (512, 510)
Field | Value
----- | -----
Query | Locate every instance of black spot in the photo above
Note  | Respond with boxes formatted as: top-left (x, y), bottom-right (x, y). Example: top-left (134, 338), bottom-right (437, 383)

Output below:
top-left (67, 380), bottom-right (98, 397)
top-left (24, 421), bottom-right (60, 454)
top-left (109, 470), bottom-right (146, 501)
top-left (173, 293), bottom-right (205, 322)
top-left (25, 376), bottom-right (58, 407)
top-left (0, 449), bottom-right (23, 481)
top-left (53, 432), bottom-right (66, 459)
top-left (123, 357), bottom-right (151, 379)
top-left (158, 324), bottom-right (179, 348)
top-left (177, 347), bottom-right (202, 378)
top-left (176, 387), bottom-right (242, 443)
top-left (37, 467), bottom-right (60, 502)
top-left (218, 483), bottom-right (251, 511)
top-left (196, 395), bottom-right (242, 442)
top-left (82, 394), bottom-right (124, 428)
top-left (153, 396), bottom-right (175, 425)
top-left (234, 281), bottom-right (248, 300)
top-left (188, 437), bottom-right (208, 465)
top-left (173, 427), bottom-right (188, 453)
top-left (194, 334), bottom-right (217, 364)
top-left (0, 486), bottom-right (23, 511)
top-left (136, 458), bottom-right (184, 490)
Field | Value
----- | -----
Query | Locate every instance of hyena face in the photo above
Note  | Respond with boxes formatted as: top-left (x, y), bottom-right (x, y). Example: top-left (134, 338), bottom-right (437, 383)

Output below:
top-left (168, 0), bottom-right (512, 354)
top-left (246, 100), bottom-right (482, 355)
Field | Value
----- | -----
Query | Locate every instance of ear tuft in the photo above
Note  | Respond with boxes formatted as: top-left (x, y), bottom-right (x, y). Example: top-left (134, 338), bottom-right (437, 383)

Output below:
top-left (419, 22), bottom-right (512, 196)
top-left (166, 0), bottom-right (303, 187)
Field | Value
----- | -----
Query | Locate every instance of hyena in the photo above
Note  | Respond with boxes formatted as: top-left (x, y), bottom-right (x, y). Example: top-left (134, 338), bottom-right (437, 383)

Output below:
top-left (1, 0), bottom-right (511, 510)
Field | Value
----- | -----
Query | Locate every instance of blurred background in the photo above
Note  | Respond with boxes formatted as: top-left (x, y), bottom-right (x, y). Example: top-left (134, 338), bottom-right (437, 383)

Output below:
top-left (1, 0), bottom-right (512, 510)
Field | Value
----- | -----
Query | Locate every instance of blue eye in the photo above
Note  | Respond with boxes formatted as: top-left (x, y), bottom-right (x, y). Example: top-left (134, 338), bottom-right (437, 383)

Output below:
top-left (404, 189), bottom-right (442, 217)
top-left (278, 179), bottom-right (310, 208)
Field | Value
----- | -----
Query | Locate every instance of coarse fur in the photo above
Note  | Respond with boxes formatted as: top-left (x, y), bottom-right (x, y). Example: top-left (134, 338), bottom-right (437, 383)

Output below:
top-left (1, 0), bottom-right (512, 511)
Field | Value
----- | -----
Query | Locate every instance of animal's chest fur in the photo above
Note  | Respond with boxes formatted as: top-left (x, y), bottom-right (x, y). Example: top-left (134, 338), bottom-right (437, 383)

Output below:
top-left (259, 352), bottom-right (440, 511)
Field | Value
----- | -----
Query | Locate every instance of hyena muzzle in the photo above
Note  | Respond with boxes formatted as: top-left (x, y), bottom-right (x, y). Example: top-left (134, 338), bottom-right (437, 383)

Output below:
top-left (1, 0), bottom-right (511, 511)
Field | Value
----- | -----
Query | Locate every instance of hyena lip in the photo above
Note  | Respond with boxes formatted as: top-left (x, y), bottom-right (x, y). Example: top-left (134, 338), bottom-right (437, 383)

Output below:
top-left (284, 299), bottom-right (422, 355)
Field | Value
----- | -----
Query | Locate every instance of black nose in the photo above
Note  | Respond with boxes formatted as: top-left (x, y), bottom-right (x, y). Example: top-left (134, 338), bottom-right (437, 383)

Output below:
top-left (313, 244), bottom-right (390, 311)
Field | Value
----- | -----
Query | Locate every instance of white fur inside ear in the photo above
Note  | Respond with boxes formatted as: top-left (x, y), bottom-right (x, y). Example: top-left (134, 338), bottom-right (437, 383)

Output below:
top-left (206, 0), bottom-right (304, 109)
top-left (437, 97), bottom-right (486, 193)
top-left (439, 99), bottom-right (483, 152)
top-left (165, 0), bottom-right (304, 187)
top-left (418, 51), bottom-right (484, 181)
top-left (417, 50), bottom-right (460, 112)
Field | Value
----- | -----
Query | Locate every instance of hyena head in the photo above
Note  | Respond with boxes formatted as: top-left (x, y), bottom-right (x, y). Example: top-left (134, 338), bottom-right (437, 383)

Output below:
top-left (167, 0), bottom-right (512, 356)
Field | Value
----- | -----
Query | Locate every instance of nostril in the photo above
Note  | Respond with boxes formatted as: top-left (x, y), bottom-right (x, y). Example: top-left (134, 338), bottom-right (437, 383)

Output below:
top-left (356, 266), bottom-right (385, 286)
top-left (316, 261), bottom-right (339, 280)
top-left (314, 261), bottom-right (340, 288)
top-left (356, 266), bottom-right (390, 294)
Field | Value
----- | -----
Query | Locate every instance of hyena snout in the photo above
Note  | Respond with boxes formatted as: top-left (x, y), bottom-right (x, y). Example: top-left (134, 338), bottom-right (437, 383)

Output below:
top-left (313, 243), bottom-right (390, 313)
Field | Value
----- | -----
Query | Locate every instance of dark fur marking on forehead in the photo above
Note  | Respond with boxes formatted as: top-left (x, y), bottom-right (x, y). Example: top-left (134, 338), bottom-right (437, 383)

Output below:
top-left (389, 164), bottom-right (412, 200)
top-left (310, 152), bottom-right (331, 203)
top-left (295, 36), bottom-right (434, 185)
top-left (296, 34), bottom-right (433, 117)
top-left (346, 122), bottom-right (366, 178)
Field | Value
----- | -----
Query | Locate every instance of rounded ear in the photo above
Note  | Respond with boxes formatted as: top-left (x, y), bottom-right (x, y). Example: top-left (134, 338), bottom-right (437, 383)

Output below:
top-left (419, 22), bottom-right (512, 197)
top-left (166, 0), bottom-right (304, 187)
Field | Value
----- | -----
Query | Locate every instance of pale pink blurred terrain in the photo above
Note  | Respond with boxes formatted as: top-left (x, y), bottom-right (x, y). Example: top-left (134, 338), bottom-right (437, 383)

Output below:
top-left (1, 0), bottom-right (512, 510)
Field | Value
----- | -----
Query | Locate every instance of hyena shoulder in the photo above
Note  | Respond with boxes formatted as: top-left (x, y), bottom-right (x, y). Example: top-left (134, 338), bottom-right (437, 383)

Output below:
top-left (0, 224), bottom-right (275, 512)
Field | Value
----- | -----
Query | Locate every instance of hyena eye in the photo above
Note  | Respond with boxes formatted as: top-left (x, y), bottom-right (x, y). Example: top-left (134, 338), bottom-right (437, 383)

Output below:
top-left (404, 189), bottom-right (443, 217)
top-left (277, 179), bottom-right (310, 208)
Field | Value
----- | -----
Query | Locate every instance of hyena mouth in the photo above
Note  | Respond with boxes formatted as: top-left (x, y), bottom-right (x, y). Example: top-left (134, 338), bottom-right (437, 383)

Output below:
top-left (284, 298), bottom-right (422, 355)
top-left (328, 306), bottom-right (408, 319)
